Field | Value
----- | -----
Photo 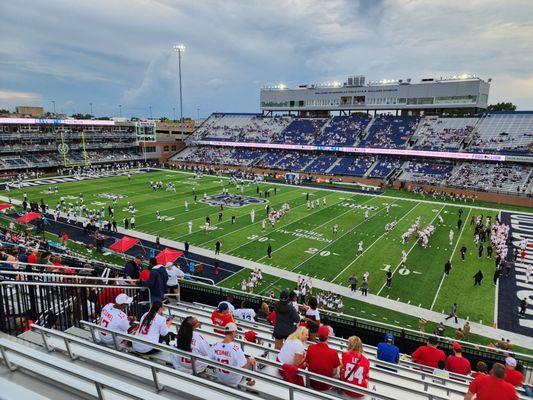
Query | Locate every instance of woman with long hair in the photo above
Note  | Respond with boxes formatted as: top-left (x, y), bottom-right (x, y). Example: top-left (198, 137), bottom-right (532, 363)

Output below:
top-left (277, 326), bottom-right (308, 368)
top-left (272, 291), bottom-right (301, 350)
top-left (132, 301), bottom-right (173, 354)
top-left (340, 336), bottom-right (370, 398)
top-left (172, 316), bottom-right (210, 373)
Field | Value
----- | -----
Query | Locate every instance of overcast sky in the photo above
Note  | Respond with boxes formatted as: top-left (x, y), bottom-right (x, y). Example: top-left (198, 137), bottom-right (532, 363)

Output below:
top-left (1, 0), bottom-right (532, 118)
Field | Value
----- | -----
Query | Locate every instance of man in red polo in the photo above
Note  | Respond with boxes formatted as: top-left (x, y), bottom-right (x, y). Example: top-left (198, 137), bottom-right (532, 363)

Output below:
top-left (503, 357), bottom-right (524, 387)
top-left (464, 363), bottom-right (517, 400)
top-left (412, 336), bottom-right (445, 368)
top-left (445, 343), bottom-right (471, 375)
top-left (305, 325), bottom-right (340, 391)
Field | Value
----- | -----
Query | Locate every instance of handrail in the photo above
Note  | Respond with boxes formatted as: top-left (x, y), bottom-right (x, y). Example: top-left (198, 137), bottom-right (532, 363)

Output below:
top-left (0, 339), bottom-right (152, 400)
top-left (27, 325), bottom-right (259, 400)
top-left (77, 321), bottom-right (396, 400)
top-left (0, 281), bottom-right (148, 291)
top-left (0, 270), bottom-right (130, 282)
top-left (181, 279), bottom-right (533, 361)
top-left (0, 260), bottom-right (93, 271)
top-left (166, 304), bottom-right (473, 388)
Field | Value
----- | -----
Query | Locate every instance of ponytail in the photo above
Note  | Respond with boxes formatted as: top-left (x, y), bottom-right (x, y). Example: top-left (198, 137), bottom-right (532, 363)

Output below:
top-left (140, 300), bottom-right (163, 332)
top-left (177, 316), bottom-right (194, 351)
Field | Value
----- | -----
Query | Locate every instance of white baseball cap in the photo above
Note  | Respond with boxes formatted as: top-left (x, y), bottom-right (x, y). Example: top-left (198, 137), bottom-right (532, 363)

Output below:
top-left (225, 323), bottom-right (238, 333)
top-left (115, 293), bottom-right (133, 305)
top-left (165, 262), bottom-right (174, 268)
top-left (505, 357), bottom-right (517, 367)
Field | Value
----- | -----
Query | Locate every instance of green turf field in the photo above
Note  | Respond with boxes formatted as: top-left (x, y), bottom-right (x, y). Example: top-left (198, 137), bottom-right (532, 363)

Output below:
top-left (2, 169), bottom-right (511, 326)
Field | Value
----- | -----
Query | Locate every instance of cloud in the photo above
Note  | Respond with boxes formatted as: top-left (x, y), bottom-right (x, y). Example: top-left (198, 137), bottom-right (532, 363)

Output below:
top-left (0, 90), bottom-right (40, 101)
top-left (1, 0), bottom-right (533, 115)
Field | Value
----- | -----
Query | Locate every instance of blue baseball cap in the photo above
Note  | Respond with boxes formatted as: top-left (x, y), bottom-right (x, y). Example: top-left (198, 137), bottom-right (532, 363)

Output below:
top-left (385, 333), bottom-right (394, 341)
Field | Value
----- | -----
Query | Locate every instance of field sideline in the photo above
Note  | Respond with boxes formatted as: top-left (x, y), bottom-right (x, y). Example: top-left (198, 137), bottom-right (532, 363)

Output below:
top-left (3, 168), bottom-right (525, 326)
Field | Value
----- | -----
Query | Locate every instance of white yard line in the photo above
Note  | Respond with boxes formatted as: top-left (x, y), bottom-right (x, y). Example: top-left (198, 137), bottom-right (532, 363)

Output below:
top-left (254, 195), bottom-right (379, 261)
top-left (154, 168), bottom-right (533, 217)
top-left (376, 204), bottom-right (446, 295)
top-left (226, 192), bottom-right (367, 254)
top-left (331, 201), bottom-right (421, 283)
top-left (179, 189), bottom-right (325, 244)
top-left (430, 208), bottom-right (472, 310)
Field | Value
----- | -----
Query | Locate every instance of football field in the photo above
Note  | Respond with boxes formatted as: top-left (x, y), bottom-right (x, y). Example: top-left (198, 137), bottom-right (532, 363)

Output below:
top-left (3, 169), bottom-right (511, 326)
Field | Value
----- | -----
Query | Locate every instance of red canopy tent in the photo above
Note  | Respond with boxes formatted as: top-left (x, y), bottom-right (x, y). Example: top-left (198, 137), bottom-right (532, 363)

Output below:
top-left (155, 248), bottom-right (183, 265)
top-left (108, 236), bottom-right (140, 253)
top-left (16, 212), bottom-right (41, 223)
top-left (0, 203), bottom-right (13, 212)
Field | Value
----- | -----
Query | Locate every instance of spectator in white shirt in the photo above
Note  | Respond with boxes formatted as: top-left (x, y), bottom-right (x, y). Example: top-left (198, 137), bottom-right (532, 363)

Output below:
top-left (218, 294), bottom-right (235, 314)
top-left (277, 326), bottom-right (308, 368)
top-left (96, 293), bottom-right (134, 345)
top-left (173, 316), bottom-right (211, 373)
top-left (234, 301), bottom-right (257, 322)
top-left (210, 323), bottom-right (256, 387)
top-left (165, 262), bottom-right (185, 301)
top-left (304, 297), bottom-right (320, 341)
top-left (132, 301), bottom-right (173, 354)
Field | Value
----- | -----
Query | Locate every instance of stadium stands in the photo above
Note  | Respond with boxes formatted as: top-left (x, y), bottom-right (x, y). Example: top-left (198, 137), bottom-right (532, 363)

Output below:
top-left (400, 160), bottom-right (455, 185)
top-left (470, 113), bottom-right (533, 154)
top-left (413, 117), bottom-right (477, 150)
top-left (359, 115), bottom-right (419, 149)
top-left (273, 119), bottom-right (327, 145)
top-left (315, 115), bottom-right (371, 146)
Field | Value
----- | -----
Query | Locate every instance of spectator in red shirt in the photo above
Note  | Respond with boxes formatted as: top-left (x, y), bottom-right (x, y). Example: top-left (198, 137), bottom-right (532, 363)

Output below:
top-left (305, 325), bottom-right (340, 391)
top-left (471, 361), bottom-right (488, 378)
top-left (504, 357), bottom-right (524, 387)
top-left (445, 343), bottom-right (471, 376)
top-left (211, 302), bottom-right (234, 335)
top-left (340, 335), bottom-right (370, 398)
top-left (411, 336), bottom-right (446, 368)
top-left (464, 363), bottom-right (517, 400)
top-left (27, 249), bottom-right (38, 265)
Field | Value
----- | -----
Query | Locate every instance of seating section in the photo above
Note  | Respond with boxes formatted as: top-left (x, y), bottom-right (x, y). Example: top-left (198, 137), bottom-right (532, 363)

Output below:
top-left (359, 115), bottom-right (419, 149)
top-left (315, 115), bottom-right (371, 146)
top-left (275, 152), bottom-right (315, 171)
top-left (273, 119), bottom-right (327, 144)
top-left (368, 157), bottom-right (403, 178)
top-left (303, 155), bottom-right (337, 173)
top-left (400, 161), bottom-right (454, 185)
top-left (414, 117), bottom-right (477, 150)
top-left (192, 113), bottom-right (290, 142)
top-left (444, 162), bottom-right (532, 194)
top-left (470, 113), bottom-right (533, 154)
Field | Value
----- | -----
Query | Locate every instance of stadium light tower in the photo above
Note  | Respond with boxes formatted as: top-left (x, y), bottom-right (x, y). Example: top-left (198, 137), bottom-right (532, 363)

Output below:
top-left (173, 44), bottom-right (186, 138)
top-left (119, 104), bottom-right (122, 117)
top-left (89, 102), bottom-right (93, 116)
top-left (51, 100), bottom-right (56, 115)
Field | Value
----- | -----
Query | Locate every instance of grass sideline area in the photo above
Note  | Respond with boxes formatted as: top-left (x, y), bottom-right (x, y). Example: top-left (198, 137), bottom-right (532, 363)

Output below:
top-left (1, 169), bottom-right (526, 329)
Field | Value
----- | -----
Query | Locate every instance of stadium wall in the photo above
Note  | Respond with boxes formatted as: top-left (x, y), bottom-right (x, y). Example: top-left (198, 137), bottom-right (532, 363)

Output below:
top-left (166, 161), bottom-right (533, 208)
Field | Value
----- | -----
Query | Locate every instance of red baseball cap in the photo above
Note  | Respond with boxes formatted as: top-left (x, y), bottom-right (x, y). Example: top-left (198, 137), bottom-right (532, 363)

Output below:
top-left (452, 343), bottom-right (462, 351)
top-left (244, 330), bottom-right (257, 342)
top-left (317, 325), bottom-right (330, 339)
top-left (140, 269), bottom-right (150, 281)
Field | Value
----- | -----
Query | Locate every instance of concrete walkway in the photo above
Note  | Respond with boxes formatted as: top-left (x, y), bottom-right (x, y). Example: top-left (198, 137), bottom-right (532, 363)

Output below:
top-left (2, 193), bottom-right (532, 350)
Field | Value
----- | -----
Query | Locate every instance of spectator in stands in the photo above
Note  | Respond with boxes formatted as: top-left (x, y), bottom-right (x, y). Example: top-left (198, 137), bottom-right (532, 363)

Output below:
top-left (256, 302), bottom-right (271, 323)
top-left (140, 261), bottom-right (166, 303)
top-left (132, 300), bottom-right (173, 354)
top-left (304, 296), bottom-right (320, 341)
top-left (218, 294), bottom-right (235, 314)
top-left (210, 322), bottom-right (256, 387)
top-left (305, 325), bottom-right (340, 391)
top-left (273, 291), bottom-right (301, 350)
top-left (123, 256), bottom-right (142, 284)
top-left (234, 301), bottom-right (256, 322)
top-left (278, 326), bottom-right (308, 368)
top-left (504, 357), bottom-right (524, 387)
top-left (172, 316), bottom-right (210, 374)
top-left (411, 336), bottom-right (446, 368)
top-left (464, 363), bottom-right (517, 400)
top-left (445, 343), bottom-right (471, 375)
top-left (472, 361), bottom-right (488, 378)
top-left (376, 333), bottom-right (400, 365)
top-left (432, 360), bottom-right (450, 384)
top-left (96, 293), bottom-right (134, 345)
top-left (165, 262), bottom-right (184, 301)
top-left (340, 335), bottom-right (370, 398)
top-left (211, 302), bottom-right (235, 335)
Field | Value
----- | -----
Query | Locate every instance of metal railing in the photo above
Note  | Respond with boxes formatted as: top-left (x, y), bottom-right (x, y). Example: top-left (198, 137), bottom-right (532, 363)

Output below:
top-left (80, 321), bottom-right (402, 400)
top-left (0, 281), bottom-right (149, 335)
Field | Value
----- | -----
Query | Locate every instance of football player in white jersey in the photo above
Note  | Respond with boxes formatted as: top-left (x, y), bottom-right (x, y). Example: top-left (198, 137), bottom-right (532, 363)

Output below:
top-left (210, 323), bottom-right (256, 387)
top-left (97, 293), bottom-right (134, 344)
